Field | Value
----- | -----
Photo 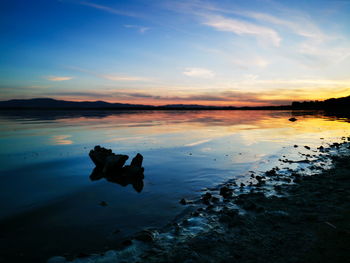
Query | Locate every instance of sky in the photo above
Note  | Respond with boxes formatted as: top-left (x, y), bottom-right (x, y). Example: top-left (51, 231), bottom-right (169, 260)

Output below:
top-left (1, 0), bottom-right (350, 106)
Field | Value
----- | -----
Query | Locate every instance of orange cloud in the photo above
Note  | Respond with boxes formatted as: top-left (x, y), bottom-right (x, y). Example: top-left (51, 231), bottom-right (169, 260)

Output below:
top-left (45, 76), bottom-right (74, 81)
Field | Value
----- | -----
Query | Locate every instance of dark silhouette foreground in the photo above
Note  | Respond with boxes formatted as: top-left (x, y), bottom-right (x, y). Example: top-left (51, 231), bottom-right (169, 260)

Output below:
top-left (89, 146), bottom-right (144, 192)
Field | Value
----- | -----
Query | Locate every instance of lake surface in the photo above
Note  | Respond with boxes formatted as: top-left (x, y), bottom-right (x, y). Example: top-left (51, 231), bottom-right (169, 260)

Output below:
top-left (0, 110), bottom-right (349, 262)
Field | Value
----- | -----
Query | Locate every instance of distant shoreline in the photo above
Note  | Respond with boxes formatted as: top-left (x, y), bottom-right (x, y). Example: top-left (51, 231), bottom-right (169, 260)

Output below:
top-left (0, 95), bottom-right (349, 111)
top-left (0, 106), bottom-right (293, 111)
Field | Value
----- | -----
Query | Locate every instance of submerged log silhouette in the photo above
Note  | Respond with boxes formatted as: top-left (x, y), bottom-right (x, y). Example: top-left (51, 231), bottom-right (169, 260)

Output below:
top-left (89, 146), bottom-right (144, 192)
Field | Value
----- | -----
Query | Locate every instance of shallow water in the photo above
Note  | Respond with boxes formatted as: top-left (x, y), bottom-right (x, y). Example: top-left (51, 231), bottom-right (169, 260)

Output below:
top-left (0, 110), bottom-right (349, 262)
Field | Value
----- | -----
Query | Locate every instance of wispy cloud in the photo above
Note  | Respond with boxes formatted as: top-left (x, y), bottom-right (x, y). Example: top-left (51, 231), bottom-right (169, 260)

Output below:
top-left (45, 76), bottom-right (73, 81)
top-left (124, 24), bottom-right (150, 33)
top-left (243, 74), bottom-right (259, 81)
top-left (197, 1), bottom-right (350, 68)
top-left (103, 74), bottom-right (150, 82)
top-left (183, 67), bottom-right (215, 78)
top-left (183, 1), bottom-right (327, 42)
top-left (202, 14), bottom-right (281, 47)
top-left (67, 66), bottom-right (151, 82)
top-left (296, 41), bottom-right (350, 67)
top-left (231, 56), bottom-right (270, 69)
top-left (244, 11), bottom-right (326, 41)
top-left (80, 1), bottom-right (140, 17)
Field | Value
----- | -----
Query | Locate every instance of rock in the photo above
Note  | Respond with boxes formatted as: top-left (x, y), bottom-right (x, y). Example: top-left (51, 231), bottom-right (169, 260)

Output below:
top-left (255, 175), bottom-right (264, 181)
top-left (130, 153), bottom-right (143, 167)
top-left (89, 146), bottom-right (114, 166)
top-left (206, 204), bottom-right (214, 210)
top-left (282, 177), bottom-right (292, 183)
top-left (89, 146), bottom-right (145, 192)
top-left (220, 186), bottom-right (233, 198)
top-left (102, 154), bottom-right (129, 174)
top-left (289, 117), bottom-right (297, 122)
top-left (211, 196), bottom-right (220, 202)
top-left (242, 200), bottom-right (257, 210)
top-left (89, 146), bottom-right (128, 173)
top-left (89, 167), bottom-right (104, 181)
top-left (134, 230), bottom-right (157, 242)
top-left (274, 185), bottom-right (282, 191)
top-left (121, 239), bottom-right (132, 247)
top-left (222, 207), bottom-right (239, 217)
top-left (173, 223), bottom-right (181, 234)
top-left (202, 192), bottom-right (212, 204)
top-left (180, 198), bottom-right (188, 205)
top-left (203, 192), bottom-right (212, 200)
top-left (219, 208), bottom-right (241, 227)
top-left (99, 201), bottom-right (108, 206)
top-left (192, 211), bottom-right (200, 217)
top-left (266, 169), bottom-right (277, 176)
top-left (304, 146), bottom-right (311, 150)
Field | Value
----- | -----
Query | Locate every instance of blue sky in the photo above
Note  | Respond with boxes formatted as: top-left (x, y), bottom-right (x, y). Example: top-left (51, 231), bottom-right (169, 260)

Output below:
top-left (1, 0), bottom-right (350, 106)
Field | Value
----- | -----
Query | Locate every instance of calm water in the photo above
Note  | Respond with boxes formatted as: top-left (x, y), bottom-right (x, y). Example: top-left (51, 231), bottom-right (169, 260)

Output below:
top-left (0, 110), bottom-right (349, 262)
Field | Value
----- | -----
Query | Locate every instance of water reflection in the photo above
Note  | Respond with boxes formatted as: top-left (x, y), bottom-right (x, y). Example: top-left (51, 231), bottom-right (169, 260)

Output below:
top-left (0, 110), bottom-right (349, 263)
top-left (0, 109), bottom-right (348, 130)
top-left (51, 135), bottom-right (73, 145)
top-left (1, 110), bottom-right (349, 171)
top-left (89, 167), bottom-right (144, 193)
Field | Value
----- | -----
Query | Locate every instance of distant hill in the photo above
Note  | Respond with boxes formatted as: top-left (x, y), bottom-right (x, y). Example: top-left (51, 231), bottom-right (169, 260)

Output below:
top-left (292, 95), bottom-right (350, 111)
top-left (0, 98), bottom-right (154, 109)
top-left (0, 98), bottom-right (289, 110)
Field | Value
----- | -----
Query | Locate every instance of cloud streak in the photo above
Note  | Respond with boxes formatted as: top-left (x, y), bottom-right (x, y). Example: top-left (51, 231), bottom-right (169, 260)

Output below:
top-left (244, 11), bottom-right (325, 41)
top-left (124, 24), bottom-right (150, 33)
top-left (183, 67), bottom-right (215, 78)
top-left (80, 1), bottom-right (140, 17)
top-left (202, 14), bottom-right (281, 47)
top-left (45, 76), bottom-right (73, 81)
top-left (67, 66), bottom-right (151, 82)
top-left (103, 75), bottom-right (150, 82)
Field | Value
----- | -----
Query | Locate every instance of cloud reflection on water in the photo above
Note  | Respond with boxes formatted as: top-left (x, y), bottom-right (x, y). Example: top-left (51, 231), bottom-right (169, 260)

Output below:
top-left (51, 135), bottom-right (73, 145)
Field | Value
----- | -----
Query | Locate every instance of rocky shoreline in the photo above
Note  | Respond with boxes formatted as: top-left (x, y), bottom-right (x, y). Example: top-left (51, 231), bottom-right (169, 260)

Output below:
top-left (136, 141), bottom-right (350, 263)
top-left (49, 138), bottom-right (350, 263)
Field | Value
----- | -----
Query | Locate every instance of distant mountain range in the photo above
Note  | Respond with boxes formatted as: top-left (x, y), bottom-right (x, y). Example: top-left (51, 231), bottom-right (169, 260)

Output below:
top-left (0, 96), bottom-right (348, 110)
top-left (0, 98), bottom-right (152, 109)
top-left (0, 98), bottom-right (287, 110)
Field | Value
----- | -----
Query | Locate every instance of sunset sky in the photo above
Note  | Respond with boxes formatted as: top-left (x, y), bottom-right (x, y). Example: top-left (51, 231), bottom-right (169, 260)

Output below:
top-left (1, 0), bottom-right (350, 106)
